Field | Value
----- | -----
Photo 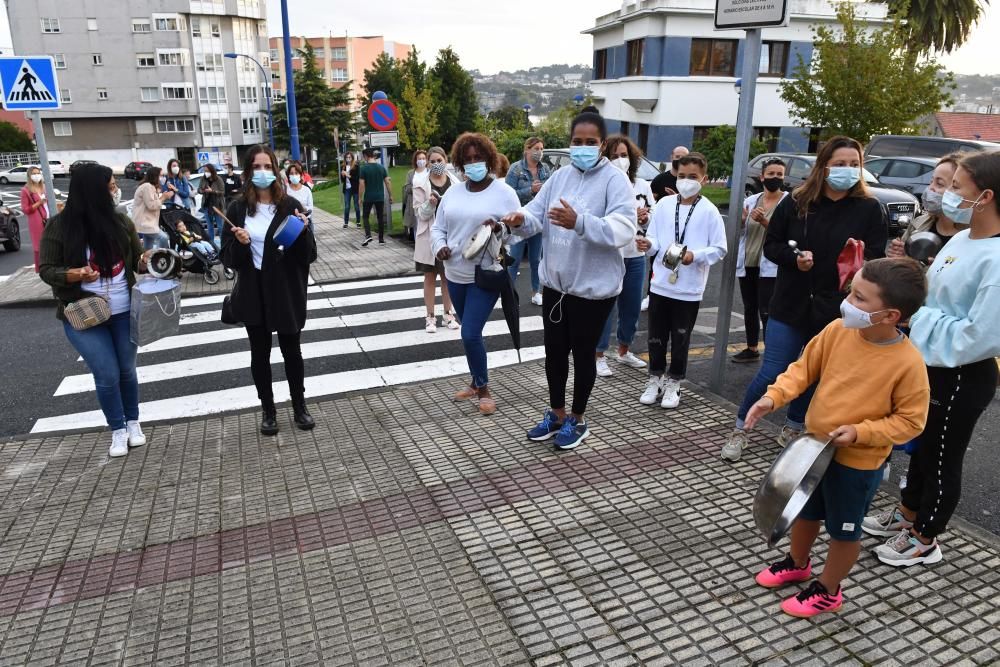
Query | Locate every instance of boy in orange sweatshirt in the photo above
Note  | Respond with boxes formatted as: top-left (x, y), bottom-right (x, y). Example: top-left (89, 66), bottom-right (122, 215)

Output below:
top-left (744, 257), bottom-right (930, 618)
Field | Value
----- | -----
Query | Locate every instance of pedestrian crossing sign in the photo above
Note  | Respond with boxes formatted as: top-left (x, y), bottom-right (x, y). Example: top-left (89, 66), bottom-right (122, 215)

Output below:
top-left (0, 56), bottom-right (60, 110)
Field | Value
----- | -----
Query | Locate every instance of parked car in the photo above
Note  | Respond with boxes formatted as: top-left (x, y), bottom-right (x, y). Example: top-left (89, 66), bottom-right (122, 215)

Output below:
top-left (47, 160), bottom-right (68, 177)
top-left (865, 135), bottom-right (1000, 160)
top-left (69, 159), bottom-right (98, 177)
top-left (863, 156), bottom-right (937, 202)
top-left (0, 165), bottom-right (41, 185)
top-left (745, 152), bottom-right (920, 237)
top-left (0, 202), bottom-right (20, 251)
top-left (124, 161), bottom-right (154, 180)
top-left (542, 148), bottom-right (663, 181)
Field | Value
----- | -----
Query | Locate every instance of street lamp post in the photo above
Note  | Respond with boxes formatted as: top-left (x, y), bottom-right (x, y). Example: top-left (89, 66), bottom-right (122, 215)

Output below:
top-left (280, 0), bottom-right (301, 162)
top-left (224, 52), bottom-right (274, 150)
top-left (522, 103), bottom-right (532, 127)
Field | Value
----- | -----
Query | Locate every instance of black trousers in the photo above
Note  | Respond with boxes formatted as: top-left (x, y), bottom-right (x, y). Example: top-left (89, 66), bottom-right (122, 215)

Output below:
top-left (362, 200), bottom-right (385, 241)
top-left (901, 359), bottom-right (997, 538)
top-left (647, 293), bottom-right (701, 380)
top-left (542, 287), bottom-right (616, 416)
top-left (738, 268), bottom-right (776, 348)
top-left (245, 326), bottom-right (305, 408)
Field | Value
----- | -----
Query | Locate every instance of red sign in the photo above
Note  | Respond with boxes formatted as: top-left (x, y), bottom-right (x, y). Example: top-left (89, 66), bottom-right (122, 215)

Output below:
top-left (367, 99), bottom-right (399, 131)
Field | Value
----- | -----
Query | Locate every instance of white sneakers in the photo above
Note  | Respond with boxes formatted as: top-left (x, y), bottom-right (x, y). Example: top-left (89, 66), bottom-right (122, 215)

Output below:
top-left (425, 316), bottom-right (437, 333)
top-left (443, 313), bottom-right (460, 330)
top-left (596, 356), bottom-right (612, 377)
top-left (426, 313), bottom-right (460, 333)
top-left (616, 351), bottom-right (647, 369)
top-left (110, 421), bottom-right (146, 458)
top-left (531, 292), bottom-right (543, 306)
top-left (638, 377), bottom-right (681, 408)
top-left (640, 296), bottom-right (649, 312)
top-left (126, 420), bottom-right (146, 447)
top-left (660, 378), bottom-right (681, 409)
top-left (639, 377), bottom-right (664, 405)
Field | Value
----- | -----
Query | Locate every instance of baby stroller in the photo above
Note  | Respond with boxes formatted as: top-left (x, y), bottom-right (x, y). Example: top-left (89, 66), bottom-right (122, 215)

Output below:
top-left (159, 207), bottom-right (235, 285)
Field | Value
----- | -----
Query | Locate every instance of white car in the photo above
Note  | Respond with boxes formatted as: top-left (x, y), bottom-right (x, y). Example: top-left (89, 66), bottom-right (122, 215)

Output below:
top-left (0, 165), bottom-right (35, 185)
top-left (47, 160), bottom-right (69, 176)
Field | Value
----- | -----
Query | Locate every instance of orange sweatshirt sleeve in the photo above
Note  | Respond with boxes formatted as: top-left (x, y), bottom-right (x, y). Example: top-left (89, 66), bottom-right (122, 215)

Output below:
top-left (852, 363), bottom-right (929, 448)
top-left (764, 327), bottom-right (828, 409)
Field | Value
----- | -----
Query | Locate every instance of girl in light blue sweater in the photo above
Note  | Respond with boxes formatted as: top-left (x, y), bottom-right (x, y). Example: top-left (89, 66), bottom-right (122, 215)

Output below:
top-left (868, 150), bottom-right (1000, 568)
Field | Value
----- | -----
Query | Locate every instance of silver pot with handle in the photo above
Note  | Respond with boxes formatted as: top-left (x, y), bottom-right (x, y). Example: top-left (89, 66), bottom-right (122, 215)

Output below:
top-left (753, 433), bottom-right (835, 547)
top-left (661, 242), bottom-right (687, 270)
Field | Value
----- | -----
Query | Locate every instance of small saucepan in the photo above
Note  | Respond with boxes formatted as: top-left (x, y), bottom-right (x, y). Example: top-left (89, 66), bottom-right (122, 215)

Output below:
top-left (661, 242), bottom-right (687, 270)
top-left (273, 215), bottom-right (306, 251)
top-left (905, 231), bottom-right (943, 266)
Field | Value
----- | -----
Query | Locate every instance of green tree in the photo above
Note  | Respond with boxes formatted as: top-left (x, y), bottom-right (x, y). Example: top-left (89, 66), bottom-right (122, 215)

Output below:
top-left (429, 47), bottom-right (481, 149)
top-left (396, 79), bottom-right (438, 150)
top-left (882, 0), bottom-right (987, 54)
top-left (536, 100), bottom-right (588, 138)
top-left (272, 44), bottom-right (353, 167)
top-left (780, 2), bottom-right (954, 143)
top-left (0, 121), bottom-right (33, 152)
top-left (361, 51), bottom-right (405, 122)
top-left (692, 125), bottom-right (767, 181)
top-left (487, 105), bottom-right (531, 132)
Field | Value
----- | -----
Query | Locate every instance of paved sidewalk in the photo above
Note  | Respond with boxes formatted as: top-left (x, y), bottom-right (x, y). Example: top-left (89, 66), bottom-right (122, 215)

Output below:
top-left (0, 208), bottom-right (414, 307)
top-left (1, 361), bottom-right (997, 665)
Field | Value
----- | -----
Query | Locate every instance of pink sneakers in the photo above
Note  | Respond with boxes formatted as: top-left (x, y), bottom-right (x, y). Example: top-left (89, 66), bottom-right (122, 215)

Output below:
top-left (755, 555), bottom-right (812, 588)
top-left (780, 580), bottom-right (843, 618)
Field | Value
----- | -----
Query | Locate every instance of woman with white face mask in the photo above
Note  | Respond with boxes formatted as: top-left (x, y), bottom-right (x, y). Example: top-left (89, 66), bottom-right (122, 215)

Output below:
top-left (20, 165), bottom-right (48, 271)
top-left (887, 153), bottom-right (965, 265)
top-left (284, 161), bottom-right (313, 221)
top-left (866, 150), bottom-right (1000, 568)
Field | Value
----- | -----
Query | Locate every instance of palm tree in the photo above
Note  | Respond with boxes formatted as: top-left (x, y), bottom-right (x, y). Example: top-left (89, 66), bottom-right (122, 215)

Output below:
top-left (884, 0), bottom-right (988, 54)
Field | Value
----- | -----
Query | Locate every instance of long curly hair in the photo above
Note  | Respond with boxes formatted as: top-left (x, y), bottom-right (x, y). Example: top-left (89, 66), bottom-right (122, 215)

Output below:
top-left (450, 132), bottom-right (500, 175)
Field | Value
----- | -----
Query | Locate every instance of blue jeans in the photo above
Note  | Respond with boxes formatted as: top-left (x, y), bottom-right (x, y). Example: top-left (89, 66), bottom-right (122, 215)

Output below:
top-left (508, 233), bottom-right (542, 293)
top-left (139, 232), bottom-right (169, 251)
top-left (446, 280), bottom-right (500, 388)
top-left (201, 209), bottom-right (222, 246)
top-left (598, 255), bottom-right (646, 352)
top-left (344, 189), bottom-right (360, 225)
top-left (736, 318), bottom-right (815, 430)
top-left (62, 311), bottom-right (139, 431)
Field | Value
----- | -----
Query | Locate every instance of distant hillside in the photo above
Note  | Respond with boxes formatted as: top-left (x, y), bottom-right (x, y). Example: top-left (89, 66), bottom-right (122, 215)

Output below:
top-left (950, 74), bottom-right (1000, 113)
top-left (471, 64), bottom-right (593, 114)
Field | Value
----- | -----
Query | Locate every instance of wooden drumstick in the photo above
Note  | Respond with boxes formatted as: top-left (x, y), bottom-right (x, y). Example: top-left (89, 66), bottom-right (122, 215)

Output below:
top-left (213, 207), bottom-right (238, 229)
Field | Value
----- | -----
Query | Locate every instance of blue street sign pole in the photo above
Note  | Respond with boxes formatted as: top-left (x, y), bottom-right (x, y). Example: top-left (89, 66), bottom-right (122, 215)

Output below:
top-left (280, 0), bottom-right (300, 161)
top-left (31, 111), bottom-right (57, 216)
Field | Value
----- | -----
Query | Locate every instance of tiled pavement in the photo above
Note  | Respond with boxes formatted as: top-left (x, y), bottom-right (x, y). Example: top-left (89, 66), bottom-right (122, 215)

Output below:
top-left (0, 207), bottom-right (415, 306)
top-left (1, 361), bottom-right (998, 665)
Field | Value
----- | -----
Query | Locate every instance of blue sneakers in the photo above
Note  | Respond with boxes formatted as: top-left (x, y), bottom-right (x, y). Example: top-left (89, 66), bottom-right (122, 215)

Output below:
top-left (554, 416), bottom-right (589, 451)
top-left (527, 410), bottom-right (563, 441)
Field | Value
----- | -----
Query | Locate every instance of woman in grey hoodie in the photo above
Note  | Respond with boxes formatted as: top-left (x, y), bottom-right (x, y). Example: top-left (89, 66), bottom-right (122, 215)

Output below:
top-left (502, 107), bottom-right (637, 451)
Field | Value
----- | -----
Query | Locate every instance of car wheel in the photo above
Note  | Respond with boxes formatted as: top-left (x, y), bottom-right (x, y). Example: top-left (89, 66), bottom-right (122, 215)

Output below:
top-left (0, 177), bottom-right (8, 185)
top-left (2, 221), bottom-right (20, 251)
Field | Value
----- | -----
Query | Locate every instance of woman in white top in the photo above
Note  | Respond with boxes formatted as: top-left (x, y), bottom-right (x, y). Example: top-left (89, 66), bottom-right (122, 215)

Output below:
top-left (733, 157), bottom-right (787, 363)
top-left (414, 147), bottom-right (461, 333)
top-left (595, 134), bottom-right (654, 378)
top-left (284, 161), bottom-right (314, 219)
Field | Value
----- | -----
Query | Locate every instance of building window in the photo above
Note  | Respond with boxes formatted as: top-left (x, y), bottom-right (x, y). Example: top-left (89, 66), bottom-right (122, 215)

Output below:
top-left (754, 127), bottom-right (780, 152)
top-left (331, 47), bottom-right (347, 60)
top-left (132, 19), bottom-right (151, 33)
top-left (87, 18), bottom-right (98, 31)
top-left (97, 88), bottom-right (109, 101)
top-left (53, 121), bottom-right (73, 137)
top-left (594, 49), bottom-right (608, 80)
top-left (191, 17), bottom-right (201, 37)
top-left (155, 17), bottom-right (180, 31)
top-left (156, 119), bottom-right (195, 133)
top-left (161, 85), bottom-right (192, 99)
top-left (202, 118), bottom-right (231, 136)
top-left (239, 86), bottom-right (259, 104)
top-left (626, 39), bottom-right (644, 77)
top-left (158, 51), bottom-right (185, 66)
top-left (198, 86), bottom-right (227, 103)
top-left (331, 68), bottom-right (348, 82)
top-left (620, 121), bottom-right (630, 137)
top-left (690, 38), bottom-right (737, 77)
top-left (40, 18), bottom-right (61, 33)
top-left (210, 20), bottom-right (221, 37)
top-left (137, 54), bottom-right (155, 68)
top-left (693, 126), bottom-right (712, 143)
top-left (135, 120), bottom-right (154, 135)
top-left (313, 47), bottom-right (325, 59)
top-left (92, 53), bottom-right (103, 66)
top-left (59, 88), bottom-right (72, 103)
top-left (141, 87), bottom-right (160, 101)
top-left (269, 48), bottom-right (279, 62)
top-left (53, 54), bottom-right (67, 69)
top-left (196, 53), bottom-right (224, 71)
top-left (760, 41), bottom-right (789, 77)
top-left (637, 123), bottom-right (649, 152)
top-left (242, 116), bottom-right (261, 134)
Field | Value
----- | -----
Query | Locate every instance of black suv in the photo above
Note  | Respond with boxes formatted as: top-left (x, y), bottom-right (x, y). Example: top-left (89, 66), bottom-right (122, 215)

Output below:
top-left (124, 161), bottom-right (154, 180)
top-left (69, 159), bottom-right (98, 177)
top-left (0, 202), bottom-right (20, 252)
top-left (745, 153), bottom-right (920, 238)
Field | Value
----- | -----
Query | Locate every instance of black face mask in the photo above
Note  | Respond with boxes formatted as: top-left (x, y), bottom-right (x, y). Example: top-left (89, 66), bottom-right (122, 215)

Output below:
top-left (763, 177), bottom-right (783, 192)
top-left (672, 159), bottom-right (680, 171)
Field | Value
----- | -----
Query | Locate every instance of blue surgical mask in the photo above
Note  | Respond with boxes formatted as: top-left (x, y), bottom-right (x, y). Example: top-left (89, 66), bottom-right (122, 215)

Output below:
top-left (570, 145), bottom-right (600, 171)
top-left (252, 170), bottom-right (276, 189)
top-left (922, 188), bottom-right (943, 214)
top-left (826, 166), bottom-right (860, 191)
top-left (289, 174), bottom-right (301, 185)
top-left (941, 190), bottom-right (982, 225)
top-left (464, 162), bottom-right (487, 182)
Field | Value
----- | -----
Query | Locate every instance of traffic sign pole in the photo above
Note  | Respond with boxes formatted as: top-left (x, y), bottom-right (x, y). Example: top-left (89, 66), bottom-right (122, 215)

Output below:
top-left (31, 110), bottom-right (57, 216)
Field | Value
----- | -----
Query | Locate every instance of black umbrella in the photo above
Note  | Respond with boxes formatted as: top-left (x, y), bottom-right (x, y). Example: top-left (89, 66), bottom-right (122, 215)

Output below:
top-left (498, 250), bottom-right (522, 362)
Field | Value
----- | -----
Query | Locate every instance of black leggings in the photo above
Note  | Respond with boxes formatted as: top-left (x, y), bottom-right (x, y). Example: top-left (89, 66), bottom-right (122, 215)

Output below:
top-left (246, 326), bottom-right (305, 408)
top-left (901, 359), bottom-right (998, 539)
top-left (647, 293), bottom-right (701, 380)
top-left (363, 201), bottom-right (385, 241)
top-left (738, 267), bottom-right (776, 348)
top-left (542, 287), bottom-right (616, 416)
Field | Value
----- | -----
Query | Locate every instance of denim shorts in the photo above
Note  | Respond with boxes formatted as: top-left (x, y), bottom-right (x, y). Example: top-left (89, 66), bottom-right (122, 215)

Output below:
top-left (799, 459), bottom-right (885, 541)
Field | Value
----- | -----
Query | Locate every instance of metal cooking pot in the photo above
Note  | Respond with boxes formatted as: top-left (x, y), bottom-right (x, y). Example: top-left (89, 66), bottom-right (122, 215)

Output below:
top-left (661, 242), bottom-right (687, 270)
top-left (462, 224), bottom-right (499, 260)
top-left (905, 231), bottom-right (943, 265)
top-left (752, 433), bottom-right (835, 547)
top-left (147, 248), bottom-right (182, 279)
top-left (273, 215), bottom-right (305, 250)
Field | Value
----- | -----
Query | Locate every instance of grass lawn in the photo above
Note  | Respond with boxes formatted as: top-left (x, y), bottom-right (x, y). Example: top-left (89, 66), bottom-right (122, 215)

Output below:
top-left (313, 165), bottom-right (409, 233)
top-left (702, 184), bottom-right (731, 208)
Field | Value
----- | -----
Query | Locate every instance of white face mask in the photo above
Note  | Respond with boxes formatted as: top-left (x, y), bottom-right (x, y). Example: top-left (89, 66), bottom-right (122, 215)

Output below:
top-left (30, 173), bottom-right (43, 183)
top-left (612, 157), bottom-right (630, 173)
top-left (416, 159), bottom-right (427, 169)
top-left (840, 299), bottom-right (888, 329)
top-left (171, 166), bottom-right (180, 175)
top-left (676, 178), bottom-right (703, 199)
top-left (111, 188), bottom-right (121, 207)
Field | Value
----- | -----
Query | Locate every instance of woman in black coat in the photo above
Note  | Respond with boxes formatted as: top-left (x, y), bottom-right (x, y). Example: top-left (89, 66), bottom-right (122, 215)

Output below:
top-left (221, 144), bottom-right (317, 435)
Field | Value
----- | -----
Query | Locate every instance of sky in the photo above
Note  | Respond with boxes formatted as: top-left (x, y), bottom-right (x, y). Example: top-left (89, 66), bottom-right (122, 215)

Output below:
top-left (266, 0), bottom-right (1000, 76)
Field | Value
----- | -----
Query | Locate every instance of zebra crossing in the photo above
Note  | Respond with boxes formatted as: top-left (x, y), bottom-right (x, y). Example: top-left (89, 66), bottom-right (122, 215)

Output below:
top-left (31, 274), bottom-right (548, 435)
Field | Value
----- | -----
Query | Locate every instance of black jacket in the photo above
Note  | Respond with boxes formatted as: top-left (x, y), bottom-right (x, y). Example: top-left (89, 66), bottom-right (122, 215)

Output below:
top-left (220, 197), bottom-right (317, 334)
top-left (342, 164), bottom-right (359, 191)
top-left (764, 193), bottom-right (886, 335)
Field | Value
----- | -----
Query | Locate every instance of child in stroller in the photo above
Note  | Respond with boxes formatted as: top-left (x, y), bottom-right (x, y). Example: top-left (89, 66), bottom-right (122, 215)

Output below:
top-left (175, 220), bottom-right (218, 261)
top-left (159, 208), bottom-right (234, 285)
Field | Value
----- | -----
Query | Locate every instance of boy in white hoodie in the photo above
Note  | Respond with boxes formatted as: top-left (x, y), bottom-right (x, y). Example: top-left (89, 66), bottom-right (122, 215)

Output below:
top-left (636, 152), bottom-right (727, 408)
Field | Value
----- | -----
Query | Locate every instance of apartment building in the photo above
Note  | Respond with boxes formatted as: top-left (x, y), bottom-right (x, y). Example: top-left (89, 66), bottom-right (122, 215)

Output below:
top-left (586, 0), bottom-right (888, 161)
top-left (269, 35), bottom-right (411, 110)
top-left (6, 0), bottom-right (271, 171)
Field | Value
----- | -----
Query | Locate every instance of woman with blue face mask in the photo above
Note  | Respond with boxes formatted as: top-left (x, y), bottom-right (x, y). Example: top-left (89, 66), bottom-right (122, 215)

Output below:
top-left (721, 136), bottom-right (886, 462)
top-left (866, 150), bottom-right (1000, 568)
top-left (887, 153), bottom-right (965, 265)
top-left (220, 145), bottom-right (317, 436)
top-left (501, 106), bottom-right (637, 451)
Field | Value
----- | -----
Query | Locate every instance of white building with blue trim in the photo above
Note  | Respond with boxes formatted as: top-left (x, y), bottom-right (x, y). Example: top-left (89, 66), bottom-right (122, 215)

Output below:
top-left (585, 0), bottom-right (887, 162)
